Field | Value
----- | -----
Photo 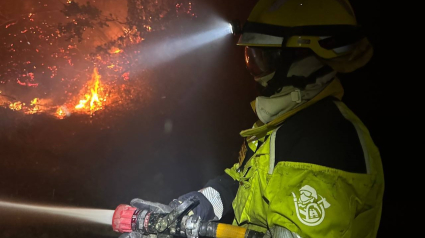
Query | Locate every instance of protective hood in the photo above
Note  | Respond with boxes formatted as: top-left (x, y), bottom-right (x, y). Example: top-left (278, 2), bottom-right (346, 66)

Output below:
top-left (255, 55), bottom-right (337, 124)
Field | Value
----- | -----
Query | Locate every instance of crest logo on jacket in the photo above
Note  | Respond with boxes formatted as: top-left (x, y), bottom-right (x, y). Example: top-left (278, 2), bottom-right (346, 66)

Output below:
top-left (292, 185), bottom-right (331, 226)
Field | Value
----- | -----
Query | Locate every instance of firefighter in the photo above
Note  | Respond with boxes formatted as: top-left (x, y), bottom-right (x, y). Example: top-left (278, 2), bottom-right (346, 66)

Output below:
top-left (121, 0), bottom-right (384, 237)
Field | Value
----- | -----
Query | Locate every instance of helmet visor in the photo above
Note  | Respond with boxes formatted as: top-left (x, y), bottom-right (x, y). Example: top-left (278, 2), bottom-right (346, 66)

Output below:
top-left (245, 46), bottom-right (281, 78)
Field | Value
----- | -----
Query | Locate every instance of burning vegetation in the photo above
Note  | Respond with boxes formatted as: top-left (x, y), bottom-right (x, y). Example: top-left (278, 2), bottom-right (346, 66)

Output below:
top-left (0, 0), bottom-right (196, 119)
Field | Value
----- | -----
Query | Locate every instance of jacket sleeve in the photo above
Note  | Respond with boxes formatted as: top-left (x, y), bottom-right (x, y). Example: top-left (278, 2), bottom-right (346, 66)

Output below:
top-left (204, 173), bottom-right (239, 217)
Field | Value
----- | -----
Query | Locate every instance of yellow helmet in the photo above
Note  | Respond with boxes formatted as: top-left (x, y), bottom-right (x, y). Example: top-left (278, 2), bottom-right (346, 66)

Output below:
top-left (238, 0), bottom-right (366, 59)
top-left (237, 0), bottom-right (373, 93)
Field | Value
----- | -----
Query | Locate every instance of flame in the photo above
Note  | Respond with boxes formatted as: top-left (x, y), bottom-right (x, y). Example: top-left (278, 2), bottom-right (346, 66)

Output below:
top-left (56, 107), bottom-right (66, 119)
top-left (74, 68), bottom-right (104, 113)
top-left (26, 98), bottom-right (40, 114)
top-left (9, 101), bottom-right (23, 111)
top-left (6, 98), bottom-right (43, 114)
top-left (109, 47), bottom-right (123, 54)
top-left (52, 68), bottom-right (108, 119)
top-left (31, 98), bottom-right (38, 105)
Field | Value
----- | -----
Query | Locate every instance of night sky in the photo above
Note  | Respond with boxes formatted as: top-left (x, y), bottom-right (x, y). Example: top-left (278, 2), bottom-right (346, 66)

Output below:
top-left (0, 0), bottom-right (390, 237)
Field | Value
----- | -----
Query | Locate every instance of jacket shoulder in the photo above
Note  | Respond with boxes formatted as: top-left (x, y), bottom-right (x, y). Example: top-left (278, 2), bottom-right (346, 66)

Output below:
top-left (275, 97), bottom-right (366, 173)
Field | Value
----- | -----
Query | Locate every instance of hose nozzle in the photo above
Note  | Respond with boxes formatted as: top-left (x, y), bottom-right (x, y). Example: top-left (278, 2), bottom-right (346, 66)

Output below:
top-left (112, 204), bottom-right (137, 233)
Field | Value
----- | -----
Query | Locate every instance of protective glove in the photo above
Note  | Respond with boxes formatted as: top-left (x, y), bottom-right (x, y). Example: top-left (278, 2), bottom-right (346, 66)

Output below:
top-left (169, 191), bottom-right (215, 221)
top-left (118, 233), bottom-right (155, 238)
top-left (119, 199), bottom-right (173, 238)
top-left (118, 233), bottom-right (173, 238)
top-left (130, 198), bottom-right (173, 213)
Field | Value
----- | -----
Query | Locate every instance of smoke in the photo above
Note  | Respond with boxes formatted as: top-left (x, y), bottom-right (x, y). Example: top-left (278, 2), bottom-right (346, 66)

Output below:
top-left (0, 200), bottom-right (114, 225)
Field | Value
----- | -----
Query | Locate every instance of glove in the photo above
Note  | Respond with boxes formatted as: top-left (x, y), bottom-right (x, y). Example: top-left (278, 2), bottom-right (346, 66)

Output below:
top-left (130, 198), bottom-right (173, 213)
top-left (119, 232), bottom-right (171, 238)
top-left (118, 233), bottom-right (154, 238)
top-left (169, 191), bottom-right (215, 221)
top-left (119, 199), bottom-right (173, 238)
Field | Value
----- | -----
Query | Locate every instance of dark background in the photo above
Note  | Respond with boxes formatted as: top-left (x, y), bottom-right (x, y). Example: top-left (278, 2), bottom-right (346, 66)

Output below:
top-left (1, 0), bottom-right (390, 237)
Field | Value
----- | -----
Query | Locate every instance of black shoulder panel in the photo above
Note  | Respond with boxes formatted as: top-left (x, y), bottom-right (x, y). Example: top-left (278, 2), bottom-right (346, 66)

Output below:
top-left (275, 97), bottom-right (366, 173)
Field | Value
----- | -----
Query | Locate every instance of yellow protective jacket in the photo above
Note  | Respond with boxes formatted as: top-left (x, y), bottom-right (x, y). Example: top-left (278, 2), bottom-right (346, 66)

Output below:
top-left (225, 79), bottom-right (384, 238)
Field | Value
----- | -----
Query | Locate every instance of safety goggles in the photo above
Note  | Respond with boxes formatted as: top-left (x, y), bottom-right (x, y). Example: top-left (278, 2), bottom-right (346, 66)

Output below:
top-left (244, 46), bottom-right (281, 78)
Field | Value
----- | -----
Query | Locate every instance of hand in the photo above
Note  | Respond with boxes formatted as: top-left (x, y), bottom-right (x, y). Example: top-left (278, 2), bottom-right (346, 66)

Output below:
top-left (118, 232), bottom-right (144, 238)
top-left (119, 232), bottom-right (172, 238)
top-left (130, 198), bottom-right (172, 214)
top-left (119, 232), bottom-right (164, 238)
top-left (169, 191), bottom-right (215, 221)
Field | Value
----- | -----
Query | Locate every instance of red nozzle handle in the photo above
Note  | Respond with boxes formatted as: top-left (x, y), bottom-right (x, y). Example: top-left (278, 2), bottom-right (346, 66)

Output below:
top-left (112, 204), bottom-right (138, 233)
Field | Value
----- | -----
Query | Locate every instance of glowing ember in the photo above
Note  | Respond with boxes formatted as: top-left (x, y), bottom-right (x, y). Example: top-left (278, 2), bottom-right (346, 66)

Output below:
top-left (74, 68), bottom-right (104, 113)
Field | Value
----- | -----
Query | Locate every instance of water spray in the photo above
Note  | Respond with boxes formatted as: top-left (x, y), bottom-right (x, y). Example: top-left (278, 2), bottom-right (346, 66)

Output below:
top-left (0, 200), bottom-right (114, 225)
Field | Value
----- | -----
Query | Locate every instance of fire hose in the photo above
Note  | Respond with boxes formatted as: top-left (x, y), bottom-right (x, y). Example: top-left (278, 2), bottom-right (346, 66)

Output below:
top-left (112, 196), bottom-right (265, 238)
